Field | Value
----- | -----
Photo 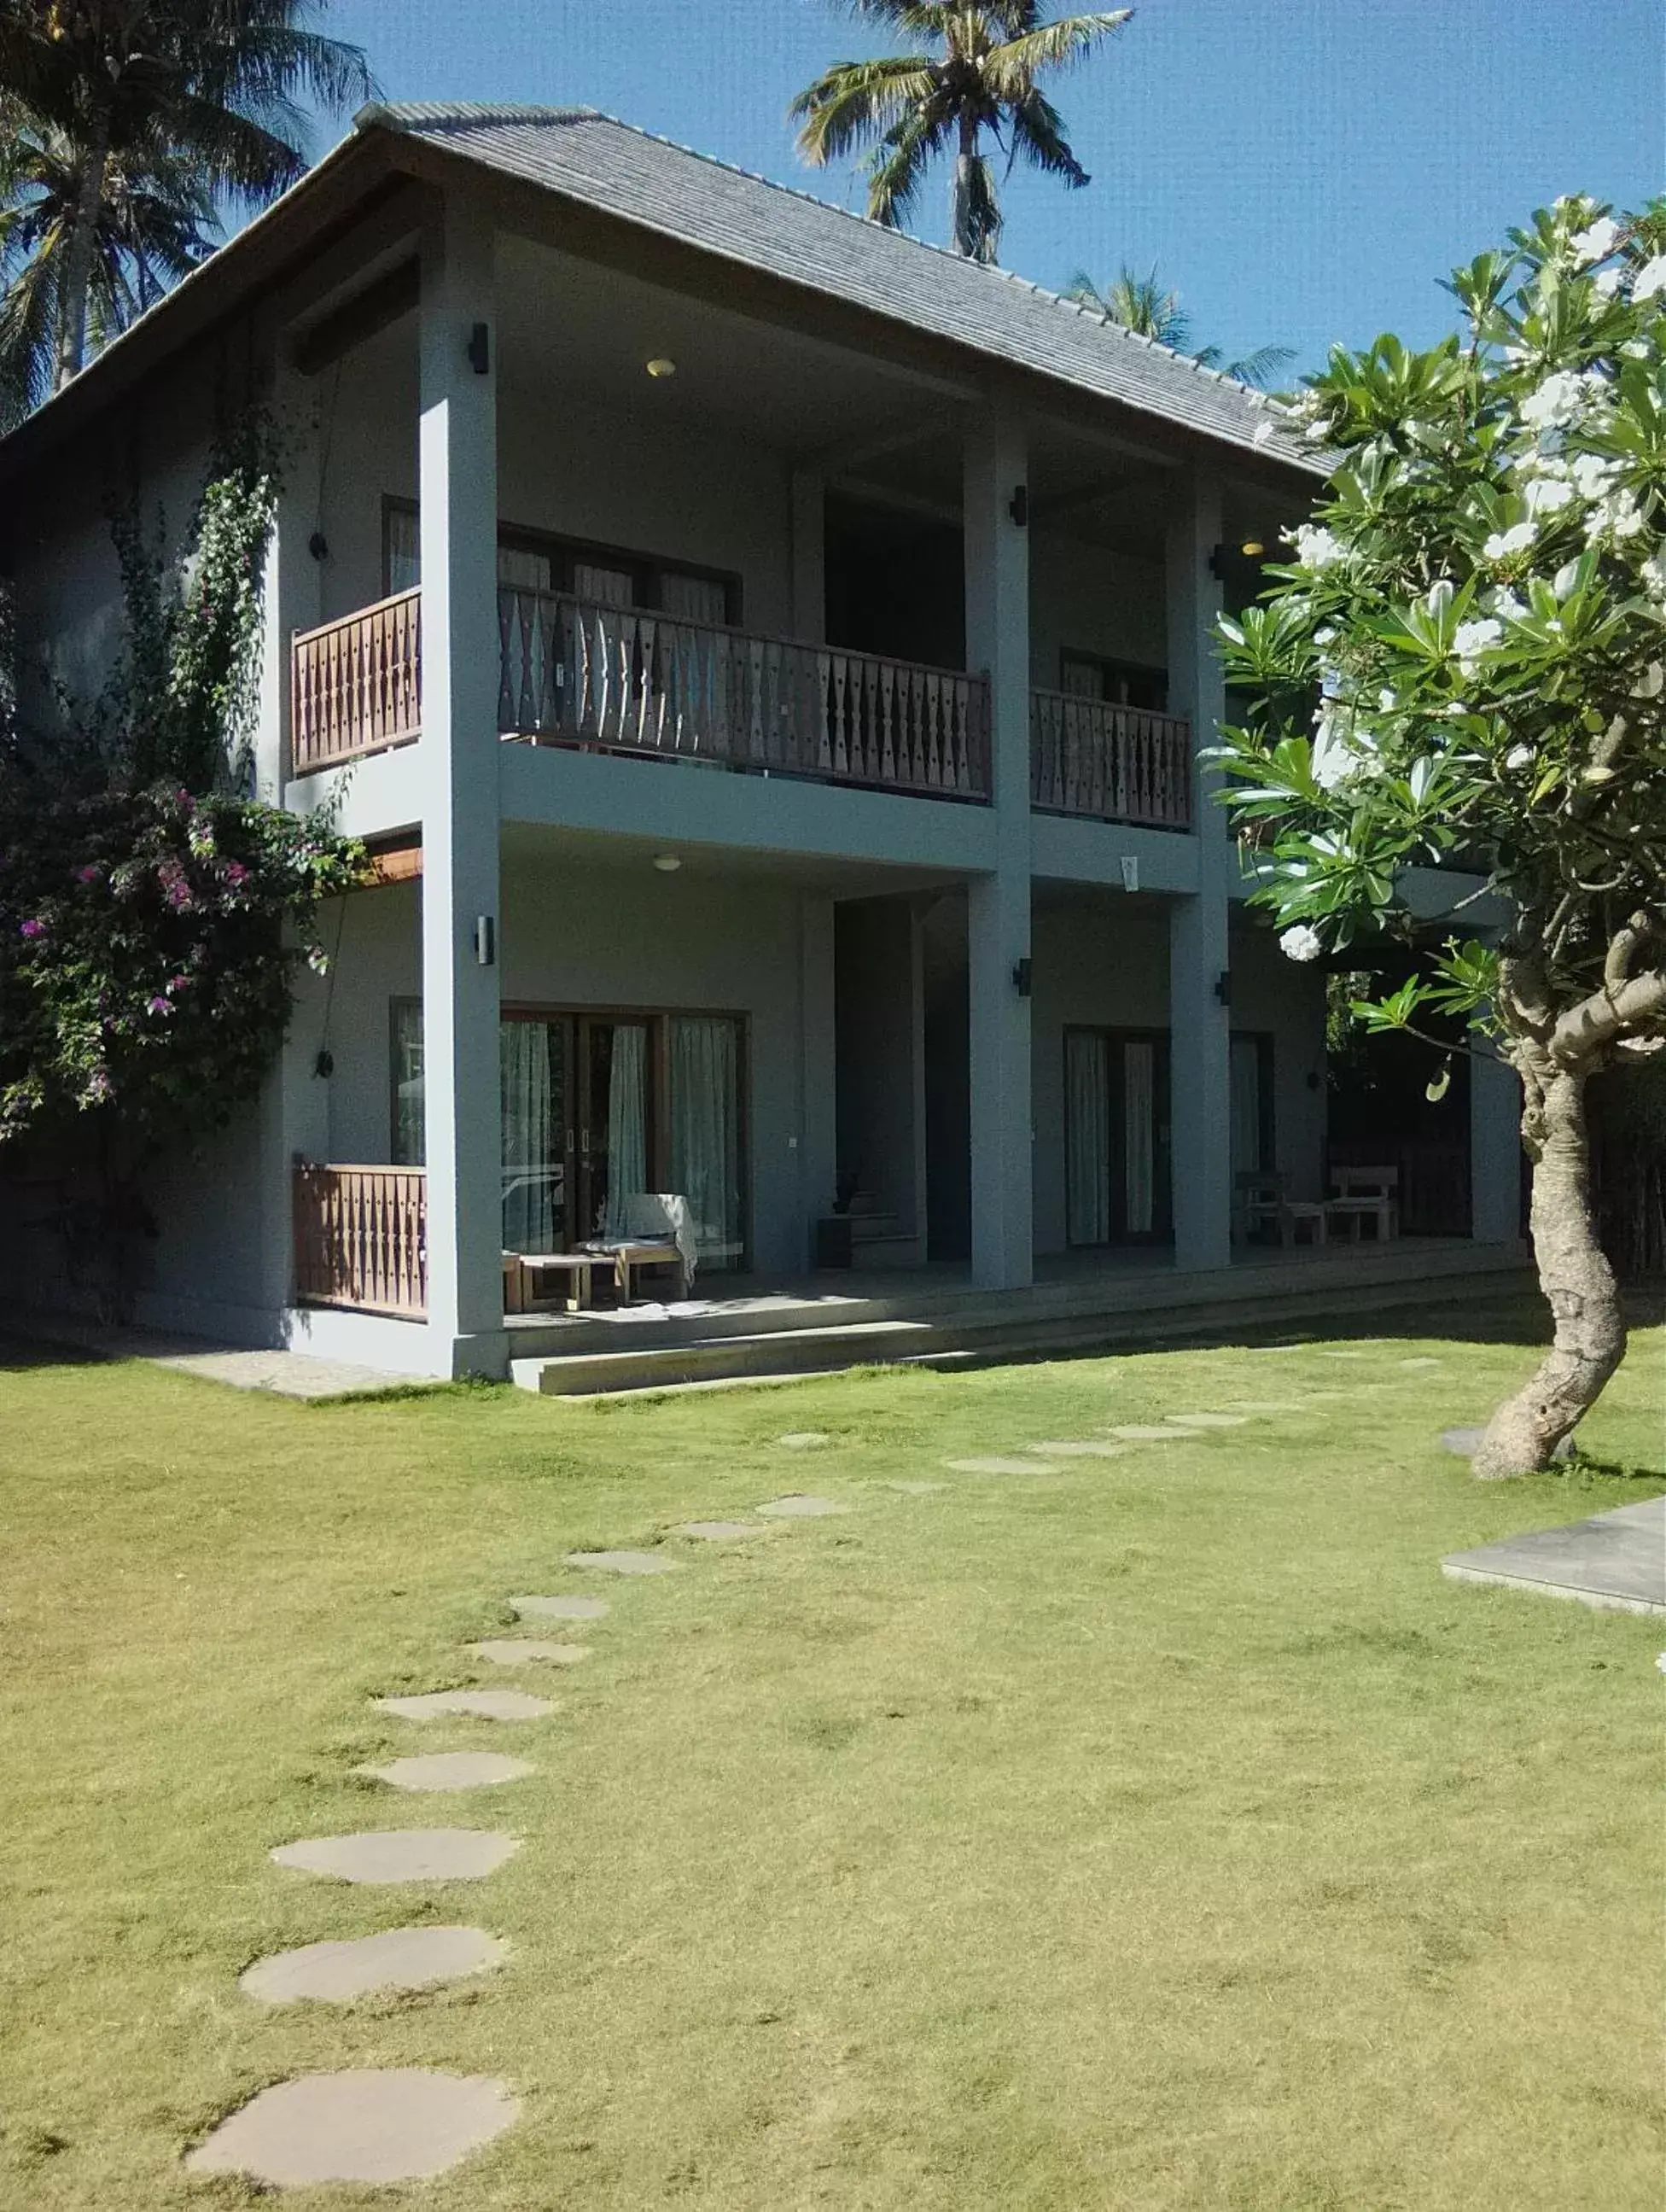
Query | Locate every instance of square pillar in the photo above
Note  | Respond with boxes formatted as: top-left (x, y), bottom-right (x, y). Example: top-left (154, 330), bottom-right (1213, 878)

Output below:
top-left (1165, 468), bottom-right (1233, 1272)
top-left (964, 418), bottom-right (1033, 1288)
top-left (418, 203), bottom-right (504, 1370)
top-left (1471, 1043), bottom-right (1523, 1242)
top-left (799, 891), bottom-right (837, 1264)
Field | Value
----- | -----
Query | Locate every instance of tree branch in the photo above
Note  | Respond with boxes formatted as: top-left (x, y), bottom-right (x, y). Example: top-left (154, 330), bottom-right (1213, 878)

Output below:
top-left (1551, 965), bottom-right (1666, 1070)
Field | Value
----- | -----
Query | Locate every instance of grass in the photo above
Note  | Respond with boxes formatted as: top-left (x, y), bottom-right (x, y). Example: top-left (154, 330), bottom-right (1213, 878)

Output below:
top-left (0, 1299), bottom-right (1662, 2209)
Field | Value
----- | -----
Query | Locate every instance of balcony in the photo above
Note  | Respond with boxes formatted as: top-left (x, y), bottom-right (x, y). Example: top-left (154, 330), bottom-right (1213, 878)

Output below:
top-left (290, 590), bottom-right (1193, 828)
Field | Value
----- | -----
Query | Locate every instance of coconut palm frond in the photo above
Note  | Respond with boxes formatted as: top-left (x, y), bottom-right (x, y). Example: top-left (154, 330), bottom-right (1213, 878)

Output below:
top-left (1202, 341), bottom-right (1298, 390)
top-left (1004, 87), bottom-right (1089, 187)
top-left (792, 54), bottom-right (939, 166)
top-left (982, 9), bottom-right (1133, 94)
top-left (864, 104), bottom-right (944, 230)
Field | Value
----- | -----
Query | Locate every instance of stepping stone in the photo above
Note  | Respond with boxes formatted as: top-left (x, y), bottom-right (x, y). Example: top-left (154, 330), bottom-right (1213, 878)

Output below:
top-left (1442, 1494), bottom-right (1665, 1616)
top-left (1319, 1350), bottom-right (1368, 1360)
top-left (883, 1480), bottom-right (946, 1493)
top-left (1223, 1399), bottom-right (1303, 1413)
top-left (777, 1431), bottom-right (830, 1449)
top-left (1163, 1412), bottom-right (1249, 1429)
top-left (757, 1493), bottom-right (846, 1515)
top-left (1107, 1425), bottom-right (1186, 1442)
top-left (469, 1638), bottom-right (590, 1667)
top-left (184, 2069), bottom-right (519, 2186)
top-left (374, 1690), bottom-right (555, 1723)
top-left (509, 1593), bottom-right (609, 1621)
top-left (1400, 1357), bottom-right (1444, 1369)
top-left (271, 1830), bottom-right (519, 1885)
top-left (1028, 1440), bottom-right (1127, 1457)
top-left (355, 1753), bottom-right (533, 1794)
top-left (562, 1550), bottom-right (679, 1575)
top-left (240, 1926), bottom-right (507, 2005)
top-left (943, 1457), bottom-right (1059, 1476)
top-left (674, 1520), bottom-right (770, 1540)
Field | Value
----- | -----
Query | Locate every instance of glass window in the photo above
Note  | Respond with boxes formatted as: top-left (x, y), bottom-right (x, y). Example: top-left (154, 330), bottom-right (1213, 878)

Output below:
top-left (391, 999), bottom-right (424, 1164)
top-left (386, 505), bottom-right (422, 595)
top-left (669, 1016), bottom-right (743, 1268)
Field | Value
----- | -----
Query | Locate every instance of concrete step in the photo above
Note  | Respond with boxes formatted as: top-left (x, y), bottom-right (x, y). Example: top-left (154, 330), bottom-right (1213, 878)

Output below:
top-left (511, 1258), bottom-right (1535, 1398)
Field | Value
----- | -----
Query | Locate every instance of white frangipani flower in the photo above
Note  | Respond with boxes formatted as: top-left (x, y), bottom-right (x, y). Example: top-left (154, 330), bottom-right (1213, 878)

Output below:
top-left (1490, 589), bottom-right (1529, 621)
top-left (1641, 550), bottom-right (1666, 601)
top-left (1569, 216), bottom-right (1622, 266)
top-left (1592, 267), bottom-right (1623, 300)
top-left (1505, 744), bottom-right (1533, 769)
top-left (1292, 524), bottom-right (1344, 569)
top-left (1279, 925), bottom-right (1324, 964)
top-left (1519, 371), bottom-right (1588, 429)
top-left (1570, 452), bottom-right (1621, 500)
top-left (1585, 490), bottom-right (1646, 543)
top-left (1378, 687), bottom-right (1398, 711)
top-left (1523, 476), bottom-right (1576, 516)
top-left (1453, 617), bottom-right (1503, 668)
top-left (1484, 522), bottom-right (1537, 560)
top-left (1632, 254), bottom-right (1666, 303)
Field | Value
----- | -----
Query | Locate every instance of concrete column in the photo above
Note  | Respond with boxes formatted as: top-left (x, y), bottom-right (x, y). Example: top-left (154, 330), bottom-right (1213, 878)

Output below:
top-left (418, 203), bottom-right (504, 1372)
top-left (1165, 467), bottom-right (1233, 1272)
top-left (964, 417), bottom-right (1033, 1288)
top-left (790, 469), bottom-right (826, 643)
top-left (1471, 1042), bottom-right (1523, 1242)
top-left (799, 891), bottom-right (837, 1264)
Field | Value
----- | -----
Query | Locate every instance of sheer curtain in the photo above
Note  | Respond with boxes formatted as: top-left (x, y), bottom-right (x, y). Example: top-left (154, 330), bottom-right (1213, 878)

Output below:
top-left (670, 1017), bottom-right (741, 1267)
top-left (392, 1001), bottom-right (425, 1165)
top-left (1123, 1041), bottom-right (1156, 1235)
top-left (501, 1022), bottom-right (556, 1252)
top-left (603, 1024), bottom-right (648, 1237)
top-left (1230, 1034), bottom-right (1266, 1180)
top-left (386, 505), bottom-right (421, 594)
top-left (1065, 1032), bottom-right (1110, 1246)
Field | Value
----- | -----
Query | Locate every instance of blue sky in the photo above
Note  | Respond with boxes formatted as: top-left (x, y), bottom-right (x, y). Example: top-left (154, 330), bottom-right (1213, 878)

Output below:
top-left (308, 0), bottom-right (1663, 376)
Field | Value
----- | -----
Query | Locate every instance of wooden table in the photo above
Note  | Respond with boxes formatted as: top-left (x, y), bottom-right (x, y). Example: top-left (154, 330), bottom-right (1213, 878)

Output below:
top-left (603, 1240), bottom-right (690, 1304)
top-left (507, 1251), bottom-right (603, 1313)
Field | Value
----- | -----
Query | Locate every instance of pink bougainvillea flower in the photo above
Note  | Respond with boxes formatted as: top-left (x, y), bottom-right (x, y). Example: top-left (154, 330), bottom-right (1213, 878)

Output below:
top-left (147, 995), bottom-right (172, 1015)
top-left (74, 864), bottom-right (102, 883)
top-left (223, 861), bottom-right (249, 887)
top-left (19, 918), bottom-right (45, 939)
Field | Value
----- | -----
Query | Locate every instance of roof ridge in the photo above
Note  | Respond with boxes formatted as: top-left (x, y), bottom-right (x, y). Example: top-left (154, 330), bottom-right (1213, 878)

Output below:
top-left (367, 101), bottom-right (1294, 419)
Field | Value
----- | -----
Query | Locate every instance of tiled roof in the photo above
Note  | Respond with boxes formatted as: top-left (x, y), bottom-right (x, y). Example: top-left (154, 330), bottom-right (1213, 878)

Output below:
top-left (367, 102), bottom-right (1319, 474)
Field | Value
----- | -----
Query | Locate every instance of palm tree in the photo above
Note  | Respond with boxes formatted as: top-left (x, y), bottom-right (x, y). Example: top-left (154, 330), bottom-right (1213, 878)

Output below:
top-left (1065, 262), bottom-right (1295, 389)
top-left (0, 1), bottom-right (372, 394)
top-left (792, 1), bottom-right (1133, 265)
top-left (0, 112), bottom-right (213, 419)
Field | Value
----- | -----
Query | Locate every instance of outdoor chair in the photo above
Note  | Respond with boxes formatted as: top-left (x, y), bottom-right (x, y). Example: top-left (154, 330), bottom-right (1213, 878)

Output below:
top-left (1325, 1164), bottom-right (1400, 1242)
top-left (1235, 1169), bottom-right (1327, 1249)
top-left (583, 1193), bottom-right (699, 1302)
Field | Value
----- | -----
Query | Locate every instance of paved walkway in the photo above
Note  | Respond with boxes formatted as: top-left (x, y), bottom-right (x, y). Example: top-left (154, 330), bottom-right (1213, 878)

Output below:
top-left (0, 1310), bottom-right (418, 1398)
top-left (1442, 1493), bottom-right (1666, 1616)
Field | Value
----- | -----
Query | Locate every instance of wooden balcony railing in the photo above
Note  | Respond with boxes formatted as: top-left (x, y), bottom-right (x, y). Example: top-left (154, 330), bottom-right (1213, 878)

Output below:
top-left (290, 589), bottom-right (422, 774)
top-left (1029, 689), bottom-right (1192, 830)
top-left (294, 1164), bottom-right (427, 1317)
top-left (498, 587), bottom-right (990, 801)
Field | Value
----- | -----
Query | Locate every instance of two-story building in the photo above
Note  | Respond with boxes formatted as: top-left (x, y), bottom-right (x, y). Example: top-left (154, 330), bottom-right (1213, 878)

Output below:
top-left (0, 104), bottom-right (1526, 1380)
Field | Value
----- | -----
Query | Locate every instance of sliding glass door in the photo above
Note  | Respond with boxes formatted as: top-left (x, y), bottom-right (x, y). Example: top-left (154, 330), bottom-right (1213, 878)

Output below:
top-left (1063, 1028), bottom-right (1172, 1246)
top-left (394, 1001), bottom-right (746, 1270)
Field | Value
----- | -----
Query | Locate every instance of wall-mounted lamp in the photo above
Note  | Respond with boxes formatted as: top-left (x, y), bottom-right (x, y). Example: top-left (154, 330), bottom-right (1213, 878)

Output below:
top-left (1214, 970), bottom-right (1232, 1005)
top-left (307, 530), bottom-right (329, 562)
top-left (652, 853), bottom-right (682, 873)
top-left (1240, 538), bottom-right (1266, 557)
top-left (645, 356), bottom-right (678, 379)
top-left (313, 1048), bottom-right (334, 1079)
top-left (474, 914), bottom-right (496, 967)
top-left (467, 321), bottom-right (491, 376)
top-left (1012, 956), bottom-right (1033, 998)
top-left (1008, 483), bottom-right (1028, 528)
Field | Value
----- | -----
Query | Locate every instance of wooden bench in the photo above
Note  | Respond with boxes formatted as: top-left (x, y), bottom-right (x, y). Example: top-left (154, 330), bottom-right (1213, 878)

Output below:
top-left (504, 1250), bottom-right (604, 1314)
top-left (1325, 1165), bottom-right (1399, 1242)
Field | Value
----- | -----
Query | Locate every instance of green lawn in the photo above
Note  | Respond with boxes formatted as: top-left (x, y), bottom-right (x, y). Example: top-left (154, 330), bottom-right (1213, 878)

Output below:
top-left (1, 1304), bottom-right (1663, 2210)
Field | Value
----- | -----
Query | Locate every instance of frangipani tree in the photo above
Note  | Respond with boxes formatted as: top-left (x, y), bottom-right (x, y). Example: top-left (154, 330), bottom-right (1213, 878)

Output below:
top-left (1215, 195), bottom-right (1666, 1479)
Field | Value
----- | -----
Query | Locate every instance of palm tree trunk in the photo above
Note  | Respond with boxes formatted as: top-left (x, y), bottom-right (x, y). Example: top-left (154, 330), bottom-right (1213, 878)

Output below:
top-left (56, 106), bottom-right (112, 389)
top-left (952, 109), bottom-right (981, 258)
top-left (1471, 1062), bottom-right (1626, 1476)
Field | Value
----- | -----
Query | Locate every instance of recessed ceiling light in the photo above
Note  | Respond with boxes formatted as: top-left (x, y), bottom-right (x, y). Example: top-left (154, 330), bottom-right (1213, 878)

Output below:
top-left (645, 357), bottom-right (677, 379)
top-left (652, 853), bottom-right (682, 873)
